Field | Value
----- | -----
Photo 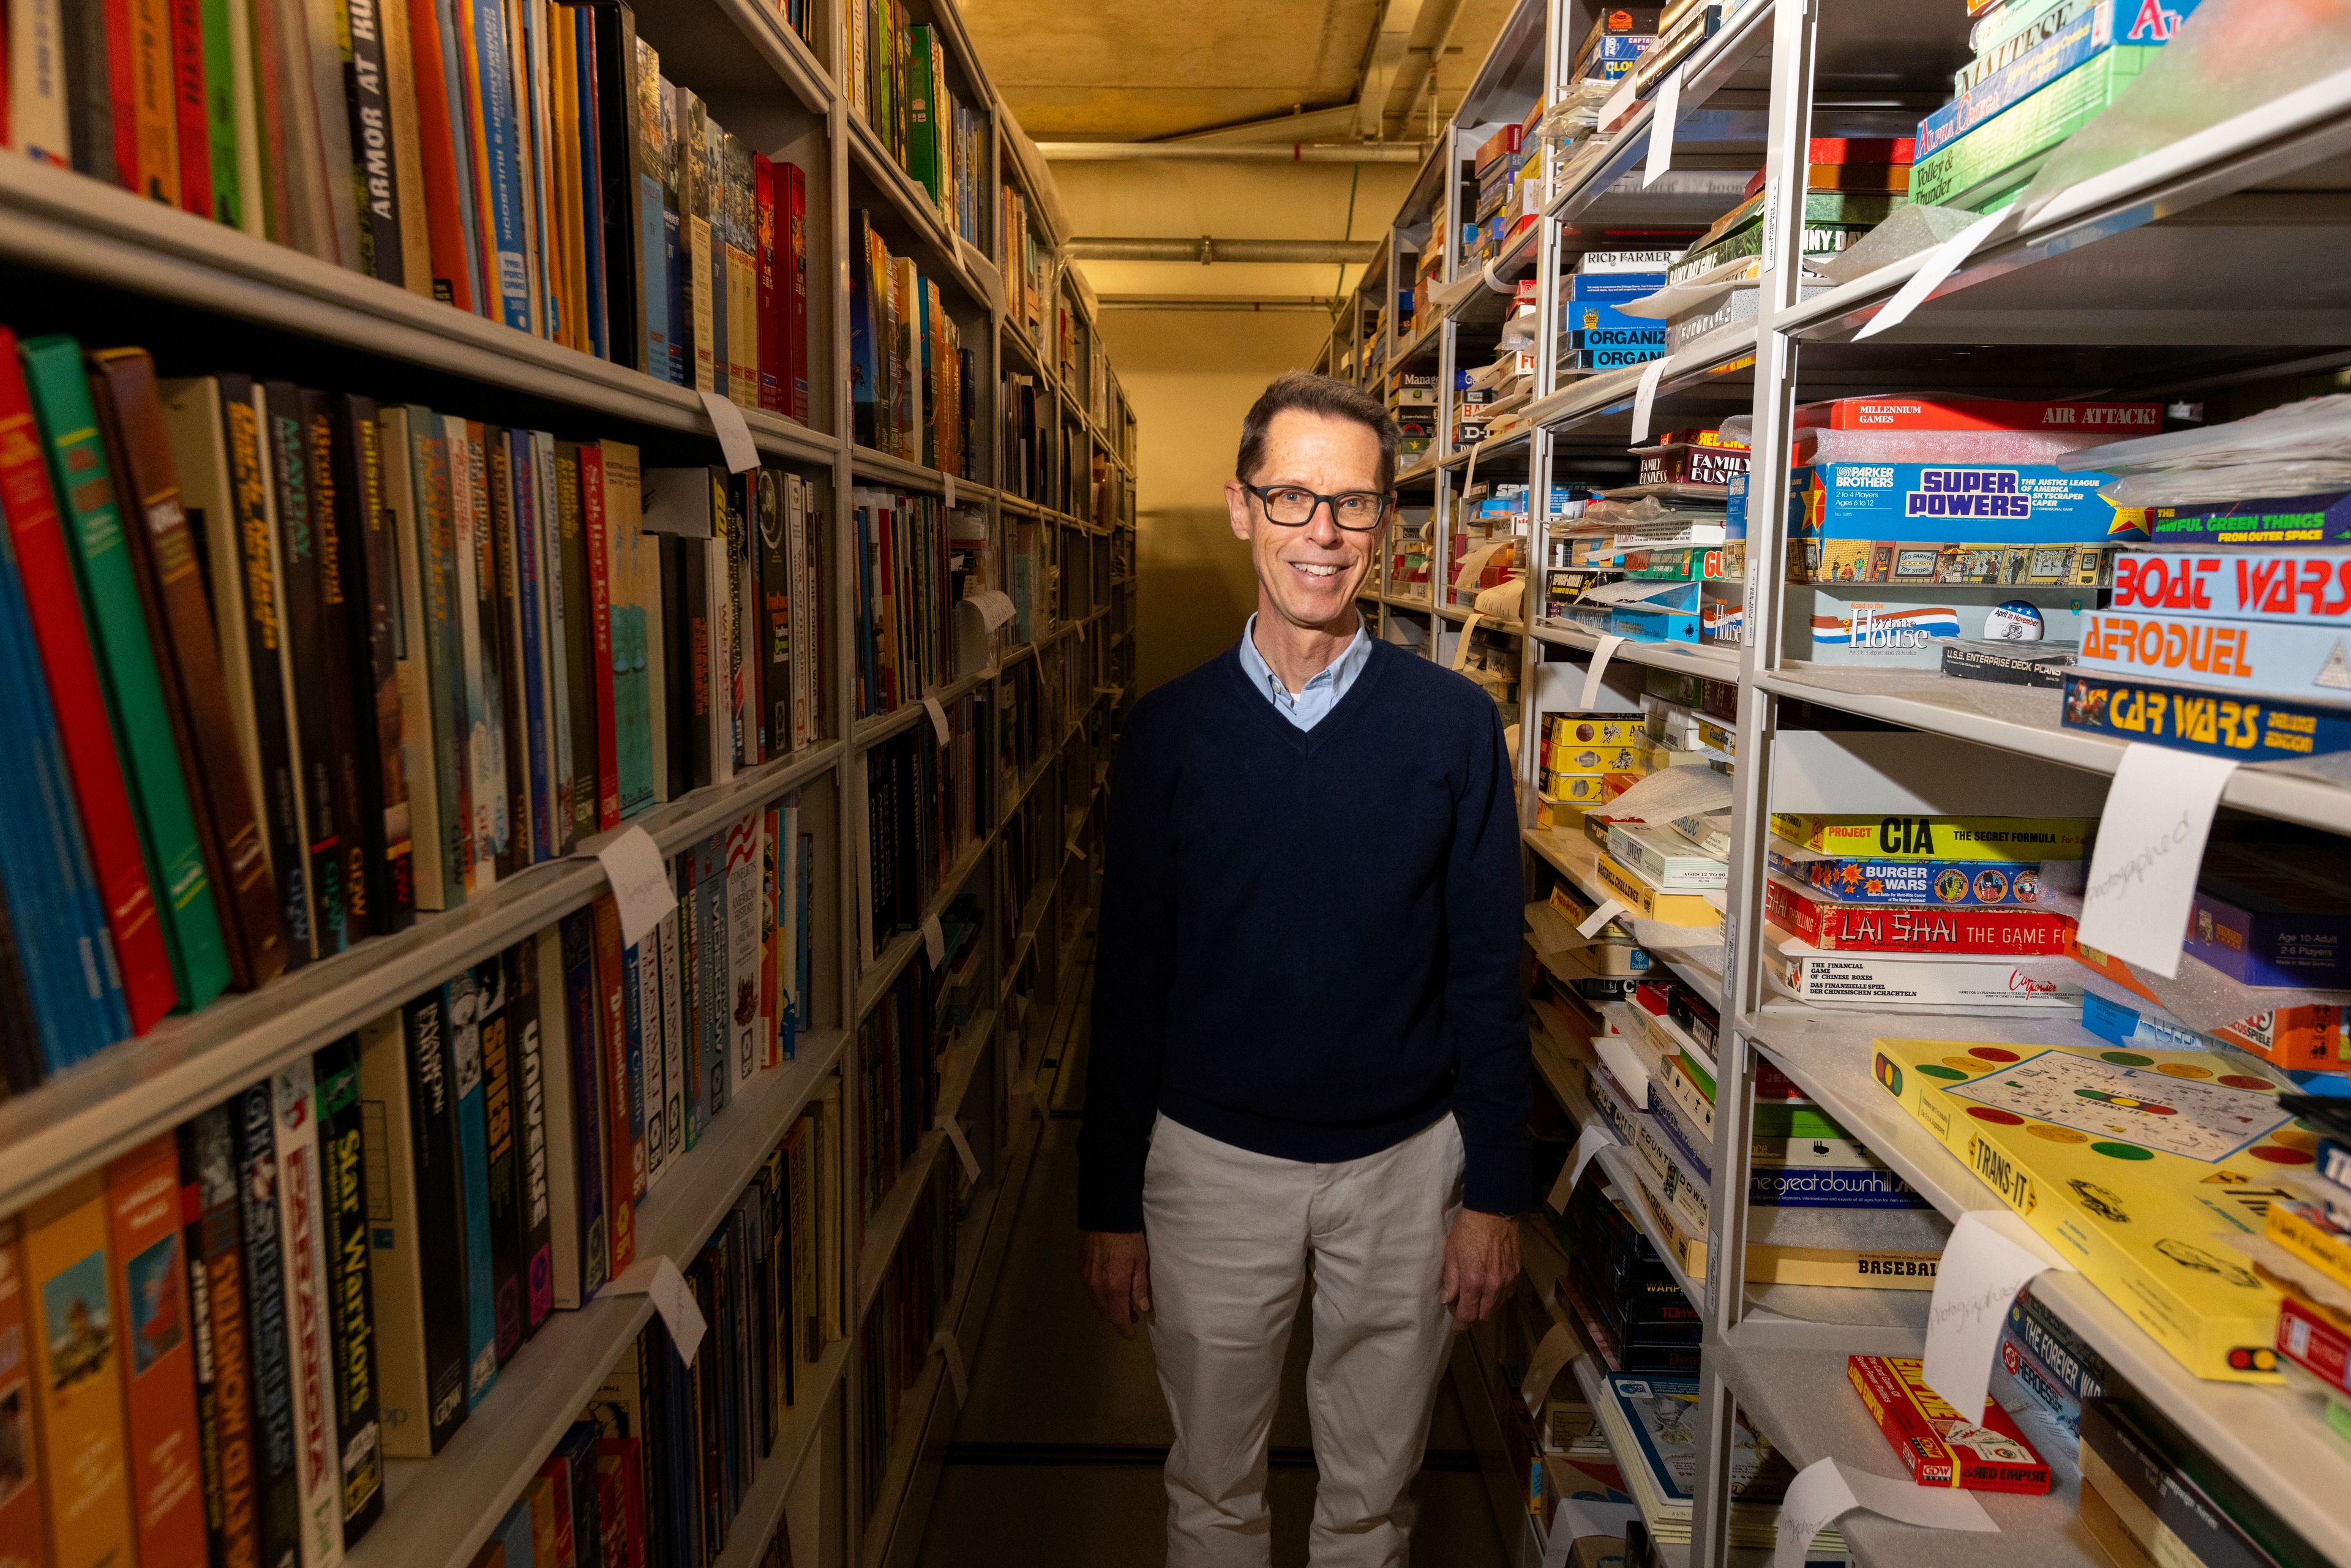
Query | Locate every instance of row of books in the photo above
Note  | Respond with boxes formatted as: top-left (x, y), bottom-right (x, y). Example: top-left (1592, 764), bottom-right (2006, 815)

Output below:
top-left (852, 487), bottom-right (989, 719)
top-left (850, 211), bottom-right (980, 475)
top-left (0, 328), bottom-right (829, 1095)
top-left (842, 0), bottom-right (985, 249)
top-left (853, 964), bottom-right (941, 1239)
top-left (855, 1157), bottom-right (959, 1521)
top-left (858, 700), bottom-right (992, 967)
top-left (0, 810), bottom-right (817, 1568)
top-left (489, 1089), bottom-right (836, 1568)
top-left (1000, 183), bottom-right (1051, 348)
top-left (3, 0), bottom-right (817, 422)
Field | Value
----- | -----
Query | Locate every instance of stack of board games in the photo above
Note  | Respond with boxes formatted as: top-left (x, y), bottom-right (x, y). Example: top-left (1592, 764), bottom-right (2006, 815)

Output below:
top-left (1537, 715), bottom-right (1665, 821)
top-left (2078, 1396), bottom-right (2327, 1568)
top-left (1870, 1037), bottom-right (2303, 1381)
top-left (1570, 6), bottom-right (1660, 81)
top-left (1561, 253), bottom-right (1671, 374)
top-left (1664, 140), bottom-right (1913, 290)
top-left (1847, 1354), bottom-right (2052, 1493)
top-left (1591, 1371), bottom-right (1826, 1553)
top-left (1909, 0), bottom-right (2203, 212)
top-left (1764, 814), bottom-right (2091, 1008)
top-left (2232, 1093), bottom-right (2351, 1446)
top-left (1553, 1171), bottom-right (1701, 1376)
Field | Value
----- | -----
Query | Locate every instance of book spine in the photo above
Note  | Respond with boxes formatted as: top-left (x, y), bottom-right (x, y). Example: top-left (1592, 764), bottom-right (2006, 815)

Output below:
top-left (559, 908), bottom-right (609, 1299)
top-left (22, 1174), bottom-right (138, 1568)
top-left (602, 441), bottom-right (651, 820)
top-left (310, 1036), bottom-right (382, 1544)
top-left (176, 1108), bottom-right (262, 1568)
top-left (269, 1057), bottom-right (347, 1568)
top-left (129, 0), bottom-right (181, 200)
top-left (784, 161), bottom-right (808, 424)
top-left (611, 21), bottom-right (659, 375)
top-left (725, 812), bottom-right (760, 1093)
top-left (306, 391), bottom-right (375, 945)
top-left (340, 395), bottom-right (414, 929)
top-left (104, 1133), bottom-right (208, 1565)
top-left (757, 473), bottom-right (790, 764)
top-left (402, 0), bottom-right (473, 308)
top-left (477, 956), bottom-right (524, 1362)
top-left (231, 1081), bottom-right (304, 1567)
top-left (376, 0), bottom-right (432, 293)
top-left (0, 336), bottom-right (179, 1034)
top-left (658, 906), bottom-right (684, 1164)
top-left (418, 414), bottom-right (475, 899)
top-left (511, 431), bottom-right (555, 862)
top-left (592, 895), bottom-right (639, 1270)
top-left (343, 0), bottom-right (401, 280)
top-left (754, 152), bottom-right (780, 415)
top-left (635, 938), bottom-right (666, 1190)
top-left (511, 941), bottom-right (553, 1332)
top-left (402, 991), bottom-right (473, 1450)
top-left (570, 2), bottom-right (608, 361)
top-left (167, 0), bottom-right (214, 213)
top-left (446, 970), bottom-right (500, 1408)
top-left (580, 440), bottom-right (619, 830)
top-left (532, 435), bottom-right (572, 853)
top-left (11, 0), bottom-right (73, 167)
top-left (554, 444), bottom-right (596, 842)
top-left (263, 381), bottom-right (342, 958)
top-left (452, 422), bottom-right (501, 885)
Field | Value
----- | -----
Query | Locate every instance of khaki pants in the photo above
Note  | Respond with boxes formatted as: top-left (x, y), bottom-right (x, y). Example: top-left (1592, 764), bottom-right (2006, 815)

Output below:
top-left (1141, 1112), bottom-right (1466, 1568)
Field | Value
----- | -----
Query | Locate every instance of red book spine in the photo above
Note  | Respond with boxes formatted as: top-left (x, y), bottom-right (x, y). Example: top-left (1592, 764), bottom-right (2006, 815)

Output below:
top-left (165, 0), bottom-right (210, 216)
top-left (2279, 1291), bottom-right (2351, 1395)
top-left (589, 896), bottom-right (635, 1275)
top-left (785, 162), bottom-right (808, 424)
top-left (578, 442), bottom-right (618, 831)
top-left (1764, 876), bottom-right (2073, 955)
top-left (752, 152), bottom-right (781, 415)
top-left (404, 0), bottom-right (475, 312)
top-left (0, 336), bottom-right (177, 1032)
top-left (104, 0), bottom-right (140, 187)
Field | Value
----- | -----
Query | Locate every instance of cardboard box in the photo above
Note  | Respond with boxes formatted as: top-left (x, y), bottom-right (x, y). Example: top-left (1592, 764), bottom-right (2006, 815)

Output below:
top-left (1794, 462), bottom-right (2148, 547)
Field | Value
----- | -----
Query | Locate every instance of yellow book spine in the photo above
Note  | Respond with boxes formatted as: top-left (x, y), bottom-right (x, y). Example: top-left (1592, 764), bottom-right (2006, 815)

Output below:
top-left (23, 1175), bottom-right (137, 1568)
top-left (2267, 1204), bottom-right (2351, 1292)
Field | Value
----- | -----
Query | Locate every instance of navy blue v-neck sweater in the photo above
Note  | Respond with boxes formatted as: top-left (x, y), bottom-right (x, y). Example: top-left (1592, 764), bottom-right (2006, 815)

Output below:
top-left (1076, 637), bottom-right (1531, 1232)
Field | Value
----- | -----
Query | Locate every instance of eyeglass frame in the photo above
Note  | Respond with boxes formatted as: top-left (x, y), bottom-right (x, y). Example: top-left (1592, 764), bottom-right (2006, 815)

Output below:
top-left (1239, 482), bottom-right (1394, 532)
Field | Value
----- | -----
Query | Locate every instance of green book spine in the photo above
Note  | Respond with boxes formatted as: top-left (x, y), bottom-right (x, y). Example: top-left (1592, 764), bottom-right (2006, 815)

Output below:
top-left (18, 336), bottom-right (231, 1010)
top-left (198, 0), bottom-right (243, 227)
top-left (906, 25), bottom-right (939, 203)
top-left (406, 408), bottom-right (468, 909)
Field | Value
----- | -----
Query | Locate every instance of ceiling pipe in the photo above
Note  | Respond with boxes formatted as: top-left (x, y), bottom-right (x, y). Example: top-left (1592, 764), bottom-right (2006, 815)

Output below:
top-left (1067, 236), bottom-right (1382, 264)
top-left (1038, 142), bottom-right (1425, 164)
top-left (1097, 296), bottom-right (1340, 312)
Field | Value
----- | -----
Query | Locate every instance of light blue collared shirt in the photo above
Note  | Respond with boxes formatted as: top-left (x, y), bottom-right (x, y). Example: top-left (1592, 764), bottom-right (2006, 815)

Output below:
top-left (1239, 613), bottom-right (1371, 731)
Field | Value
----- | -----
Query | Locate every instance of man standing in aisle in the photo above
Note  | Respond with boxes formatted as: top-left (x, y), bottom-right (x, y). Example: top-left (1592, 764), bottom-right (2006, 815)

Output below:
top-left (1079, 370), bottom-right (1529, 1567)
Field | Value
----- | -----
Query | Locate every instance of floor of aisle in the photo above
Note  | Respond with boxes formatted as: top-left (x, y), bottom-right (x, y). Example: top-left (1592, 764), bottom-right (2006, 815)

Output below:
top-left (913, 946), bottom-right (1512, 1568)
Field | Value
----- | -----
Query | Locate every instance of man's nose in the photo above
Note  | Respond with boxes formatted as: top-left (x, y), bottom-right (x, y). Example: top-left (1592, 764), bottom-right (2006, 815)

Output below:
top-left (1303, 506), bottom-right (1344, 546)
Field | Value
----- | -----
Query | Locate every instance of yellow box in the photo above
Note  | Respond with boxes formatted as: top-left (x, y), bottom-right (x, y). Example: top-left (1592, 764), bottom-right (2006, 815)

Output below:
top-left (1543, 773), bottom-right (1610, 804)
top-left (1771, 814), bottom-right (2097, 862)
top-left (1870, 1037), bottom-right (2298, 1382)
top-left (1536, 798), bottom-right (1591, 831)
top-left (1545, 715), bottom-right (1647, 748)
top-left (1595, 851), bottom-right (1722, 928)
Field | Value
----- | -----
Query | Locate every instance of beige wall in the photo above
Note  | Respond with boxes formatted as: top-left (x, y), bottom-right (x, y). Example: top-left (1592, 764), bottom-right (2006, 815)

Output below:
top-left (1097, 309), bottom-right (1333, 693)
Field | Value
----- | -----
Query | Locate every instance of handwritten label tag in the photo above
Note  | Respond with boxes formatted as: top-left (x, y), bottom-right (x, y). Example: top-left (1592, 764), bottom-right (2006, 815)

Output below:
top-left (1577, 898), bottom-right (1628, 940)
top-left (1579, 634), bottom-right (1625, 711)
top-left (943, 471), bottom-right (957, 507)
top-left (2077, 744), bottom-right (2236, 978)
top-left (940, 1114), bottom-right (981, 1182)
top-left (1450, 612), bottom-right (1483, 672)
top-left (1920, 1209), bottom-right (2074, 1422)
top-left (921, 691), bottom-right (952, 746)
top-left (1643, 66), bottom-right (1684, 187)
top-left (1630, 357), bottom-right (1668, 445)
top-left (921, 912), bottom-right (946, 968)
top-left (1547, 1123), bottom-right (1617, 1212)
top-left (1854, 209), bottom-right (2006, 341)
top-left (594, 825), bottom-right (678, 948)
top-left (968, 588), bottom-right (1018, 631)
top-left (1773, 1457), bottom-right (1997, 1568)
top-left (608, 1256), bottom-right (710, 1365)
top-left (929, 1330), bottom-right (969, 1404)
top-left (1520, 1322), bottom-right (1576, 1413)
top-left (697, 389), bottom-right (760, 474)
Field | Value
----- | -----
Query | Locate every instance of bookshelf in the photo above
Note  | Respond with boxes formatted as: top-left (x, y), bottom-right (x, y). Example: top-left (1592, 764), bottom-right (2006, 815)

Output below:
top-left (1325, 1), bottom-right (2351, 1566)
top-left (0, 0), bottom-right (1133, 1562)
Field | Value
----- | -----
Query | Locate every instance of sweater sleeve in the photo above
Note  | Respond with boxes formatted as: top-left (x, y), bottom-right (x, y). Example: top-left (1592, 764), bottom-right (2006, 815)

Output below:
top-left (1448, 703), bottom-right (1532, 1215)
top-left (1076, 716), bottom-right (1177, 1232)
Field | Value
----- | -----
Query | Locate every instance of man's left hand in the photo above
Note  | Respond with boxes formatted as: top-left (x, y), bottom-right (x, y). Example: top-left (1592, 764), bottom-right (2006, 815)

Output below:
top-left (1440, 1208), bottom-right (1520, 1330)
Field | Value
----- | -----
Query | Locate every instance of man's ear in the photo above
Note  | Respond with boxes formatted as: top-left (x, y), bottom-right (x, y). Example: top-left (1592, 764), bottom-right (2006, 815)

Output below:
top-left (1225, 480), bottom-right (1254, 543)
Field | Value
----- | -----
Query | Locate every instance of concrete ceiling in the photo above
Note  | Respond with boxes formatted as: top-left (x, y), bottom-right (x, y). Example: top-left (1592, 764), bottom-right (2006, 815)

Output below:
top-left (963, 0), bottom-right (1517, 143)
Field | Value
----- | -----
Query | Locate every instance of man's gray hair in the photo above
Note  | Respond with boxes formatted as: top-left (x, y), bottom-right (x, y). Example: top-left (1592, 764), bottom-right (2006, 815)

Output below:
top-left (1235, 370), bottom-right (1401, 493)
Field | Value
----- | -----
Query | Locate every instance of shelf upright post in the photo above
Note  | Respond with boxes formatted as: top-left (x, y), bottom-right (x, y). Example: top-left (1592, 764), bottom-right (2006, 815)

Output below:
top-left (1687, 0), bottom-right (1821, 1564)
top-left (1430, 125), bottom-right (1470, 664)
top-left (1518, 0), bottom-right (1571, 823)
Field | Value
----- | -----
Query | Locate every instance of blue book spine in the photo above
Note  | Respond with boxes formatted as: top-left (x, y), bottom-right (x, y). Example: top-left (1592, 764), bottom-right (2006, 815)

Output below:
top-left (1750, 1165), bottom-right (1929, 1210)
top-left (434, 0), bottom-right (487, 313)
top-left (509, 432), bottom-right (553, 862)
top-left (849, 245), bottom-right (874, 446)
top-left (448, 970), bottom-right (500, 1404)
top-left (470, 0), bottom-right (532, 331)
top-left (637, 167), bottom-right (667, 375)
top-left (664, 206), bottom-right (686, 385)
top-left (620, 943), bottom-right (647, 1161)
top-left (572, 22), bottom-right (607, 361)
top-left (697, 836), bottom-right (729, 1118)
top-left (0, 546), bottom-right (110, 1067)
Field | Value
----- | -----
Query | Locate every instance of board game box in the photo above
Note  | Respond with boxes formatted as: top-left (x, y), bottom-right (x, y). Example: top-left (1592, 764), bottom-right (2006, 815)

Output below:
top-left (1792, 462), bottom-right (2149, 547)
top-left (2112, 547), bottom-right (2351, 626)
top-left (2079, 608), bottom-right (2351, 703)
top-left (1764, 934), bottom-right (2084, 1008)
top-left (1768, 847), bottom-right (2075, 907)
top-left (2143, 491), bottom-right (2351, 549)
top-left (1786, 535), bottom-right (2117, 588)
top-left (1870, 1038), bottom-right (2298, 1380)
top-left (1847, 1354), bottom-right (2052, 1493)
top-left (2061, 671), bottom-right (2351, 760)
top-left (1766, 875), bottom-right (2075, 953)
top-left (1771, 814), bottom-right (2097, 862)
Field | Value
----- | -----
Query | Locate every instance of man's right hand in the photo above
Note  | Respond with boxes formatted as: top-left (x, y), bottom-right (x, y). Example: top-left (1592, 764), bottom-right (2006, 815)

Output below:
top-left (1081, 1229), bottom-right (1152, 1338)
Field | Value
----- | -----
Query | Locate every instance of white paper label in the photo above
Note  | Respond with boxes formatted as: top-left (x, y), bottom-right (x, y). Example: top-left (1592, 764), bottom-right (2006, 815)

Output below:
top-left (1450, 612), bottom-right (1483, 671)
top-left (1643, 67), bottom-right (1683, 187)
top-left (594, 825), bottom-right (678, 949)
top-left (923, 691), bottom-right (951, 746)
top-left (943, 471), bottom-right (957, 506)
top-left (1854, 209), bottom-right (2006, 341)
top-left (1920, 1209), bottom-right (2075, 1422)
top-left (921, 912), bottom-right (947, 967)
top-left (608, 1256), bottom-right (709, 1365)
top-left (1773, 1457), bottom-right (1997, 1568)
top-left (969, 588), bottom-right (1018, 631)
top-left (929, 1330), bottom-right (970, 1404)
top-left (1630, 356), bottom-right (1668, 445)
top-left (697, 389), bottom-right (760, 474)
top-left (1579, 634), bottom-right (1625, 710)
top-left (1595, 1030), bottom-right (1650, 1105)
top-left (1577, 898), bottom-right (1628, 940)
top-left (2077, 744), bottom-right (2237, 978)
top-left (1520, 1321), bottom-right (1575, 1412)
top-left (1547, 1122), bottom-right (1617, 1212)
top-left (1601, 74), bottom-right (1638, 132)
top-left (940, 1114), bottom-right (981, 1182)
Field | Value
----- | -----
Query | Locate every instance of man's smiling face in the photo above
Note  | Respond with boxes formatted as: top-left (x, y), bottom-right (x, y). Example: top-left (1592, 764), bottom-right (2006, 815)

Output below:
top-left (1226, 408), bottom-right (1384, 634)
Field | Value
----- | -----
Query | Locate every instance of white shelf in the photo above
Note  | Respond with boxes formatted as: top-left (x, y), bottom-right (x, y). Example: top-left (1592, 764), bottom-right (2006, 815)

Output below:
top-left (1531, 619), bottom-right (1742, 683)
top-left (1521, 826), bottom-right (1727, 1003)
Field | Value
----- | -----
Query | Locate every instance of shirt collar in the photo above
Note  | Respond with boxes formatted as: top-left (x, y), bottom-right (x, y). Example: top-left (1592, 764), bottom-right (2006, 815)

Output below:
top-left (1240, 612), bottom-right (1370, 700)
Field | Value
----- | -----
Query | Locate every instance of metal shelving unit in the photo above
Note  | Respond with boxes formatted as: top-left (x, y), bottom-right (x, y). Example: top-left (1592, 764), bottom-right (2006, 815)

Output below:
top-left (0, 0), bottom-right (1138, 1561)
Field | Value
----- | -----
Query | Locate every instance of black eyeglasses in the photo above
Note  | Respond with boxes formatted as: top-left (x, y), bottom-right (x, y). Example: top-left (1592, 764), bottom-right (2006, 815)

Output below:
top-left (1242, 484), bottom-right (1392, 531)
